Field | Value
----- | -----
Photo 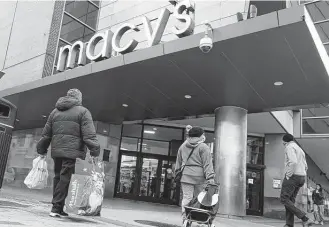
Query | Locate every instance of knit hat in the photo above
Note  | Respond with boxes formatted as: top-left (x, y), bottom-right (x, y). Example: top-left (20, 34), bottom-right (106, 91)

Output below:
top-left (188, 126), bottom-right (204, 138)
top-left (67, 89), bottom-right (82, 103)
top-left (282, 133), bottom-right (294, 143)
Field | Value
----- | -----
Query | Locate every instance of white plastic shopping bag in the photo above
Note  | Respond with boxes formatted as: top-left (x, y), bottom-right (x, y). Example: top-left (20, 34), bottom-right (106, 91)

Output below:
top-left (24, 156), bottom-right (48, 189)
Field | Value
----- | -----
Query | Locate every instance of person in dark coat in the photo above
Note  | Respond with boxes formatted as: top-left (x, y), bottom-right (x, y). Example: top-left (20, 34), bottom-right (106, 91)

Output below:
top-left (312, 184), bottom-right (325, 225)
top-left (37, 88), bottom-right (100, 218)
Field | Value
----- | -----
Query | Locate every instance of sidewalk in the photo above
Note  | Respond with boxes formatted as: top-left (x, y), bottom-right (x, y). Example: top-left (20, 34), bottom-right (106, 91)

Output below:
top-left (0, 186), bottom-right (323, 227)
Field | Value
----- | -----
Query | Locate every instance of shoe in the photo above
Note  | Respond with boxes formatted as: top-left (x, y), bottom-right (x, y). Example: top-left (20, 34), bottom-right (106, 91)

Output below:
top-left (49, 212), bottom-right (61, 218)
top-left (320, 221), bottom-right (324, 225)
top-left (60, 211), bottom-right (69, 217)
top-left (302, 219), bottom-right (315, 226)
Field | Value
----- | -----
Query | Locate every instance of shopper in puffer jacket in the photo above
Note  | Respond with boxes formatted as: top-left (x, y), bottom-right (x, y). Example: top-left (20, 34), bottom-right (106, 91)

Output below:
top-left (175, 126), bottom-right (215, 226)
top-left (37, 88), bottom-right (100, 218)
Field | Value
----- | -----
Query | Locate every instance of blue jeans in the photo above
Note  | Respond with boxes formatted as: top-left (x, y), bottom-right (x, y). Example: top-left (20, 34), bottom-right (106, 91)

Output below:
top-left (280, 175), bottom-right (307, 226)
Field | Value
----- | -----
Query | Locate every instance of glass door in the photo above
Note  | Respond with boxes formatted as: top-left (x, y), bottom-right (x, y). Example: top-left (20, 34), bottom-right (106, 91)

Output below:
top-left (116, 153), bottom-right (138, 196)
top-left (246, 169), bottom-right (264, 216)
top-left (138, 155), bottom-right (178, 205)
top-left (139, 157), bottom-right (159, 197)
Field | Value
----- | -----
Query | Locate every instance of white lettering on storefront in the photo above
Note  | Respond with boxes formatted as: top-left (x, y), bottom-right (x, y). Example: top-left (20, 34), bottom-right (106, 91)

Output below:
top-left (56, 0), bottom-right (195, 72)
top-left (142, 8), bottom-right (171, 47)
top-left (112, 23), bottom-right (140, 54)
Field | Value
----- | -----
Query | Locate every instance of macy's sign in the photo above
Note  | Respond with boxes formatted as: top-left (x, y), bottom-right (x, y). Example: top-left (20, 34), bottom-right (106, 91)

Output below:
top-left (56, 0), bottom-right (196, 72)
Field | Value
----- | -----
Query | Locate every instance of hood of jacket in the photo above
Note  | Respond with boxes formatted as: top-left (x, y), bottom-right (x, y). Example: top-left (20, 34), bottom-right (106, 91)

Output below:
top-left (185, 135), bottom-right (206, 148)
top-left (55, 96), bottom-right (82, 111)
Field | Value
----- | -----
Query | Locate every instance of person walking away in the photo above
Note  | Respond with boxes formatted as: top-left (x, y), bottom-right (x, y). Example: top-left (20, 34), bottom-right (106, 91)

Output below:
top-left (37, 89), bottom-right (100, 218)
top-left (280, 134), bottom-right (314, 227)
top-left (312, 184), bottom-right (325, 225)
top-left (175, 126), bottom-right (215, 227)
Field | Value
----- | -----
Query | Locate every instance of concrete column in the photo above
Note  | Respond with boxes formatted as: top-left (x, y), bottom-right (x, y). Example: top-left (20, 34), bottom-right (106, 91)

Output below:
top-left (214, 106), bottom-right (248, 217)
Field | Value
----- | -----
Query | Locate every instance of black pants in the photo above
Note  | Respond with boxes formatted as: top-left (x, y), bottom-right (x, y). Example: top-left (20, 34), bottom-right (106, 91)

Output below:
top-left (280, 175), bottom-right (307, 226)
top-left (52, 158), bottom-right (76, 212)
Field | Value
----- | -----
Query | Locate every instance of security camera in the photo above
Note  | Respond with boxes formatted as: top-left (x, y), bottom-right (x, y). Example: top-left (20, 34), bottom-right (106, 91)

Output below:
top-left (199, 21), bottom-right (213, 54)
top-left (200, 36), bottom-right (213, 53)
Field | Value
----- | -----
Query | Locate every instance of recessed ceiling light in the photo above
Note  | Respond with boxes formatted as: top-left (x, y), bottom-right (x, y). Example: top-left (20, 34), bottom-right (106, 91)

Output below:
top-left (153, 127), bottom-right (157, 131)
top-left (122, 104), bottom-right (128, 107)
top-left (144, 130), bottom-right (155, 134)
top-left (274, 81), bottom-right (283, 86)
top-left (42, 115), bottom-right (47, 118)
top-left (185, 95), bottom-right (192, 99)
top-left (15, 119), bottom-right (20, 122)
top-left (103, 130), bottom-right (107, 133)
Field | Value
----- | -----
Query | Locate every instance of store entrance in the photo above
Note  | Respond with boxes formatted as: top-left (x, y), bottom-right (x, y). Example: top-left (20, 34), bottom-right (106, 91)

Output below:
top-left (116, 151), bottom-right (179, 205)
top-left (115, 123), bottom-right (185, 205)
top-left (246, 168), bottom-right (264, 216)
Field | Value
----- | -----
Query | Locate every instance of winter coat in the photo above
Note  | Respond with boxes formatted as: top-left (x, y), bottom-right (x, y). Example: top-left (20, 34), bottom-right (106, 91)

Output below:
top-left (37, 96), bottom-right (100, 160)
top-left (313, 190), bottom-right (324, 205)
top-left (175, 140), bottom-right (215, 185)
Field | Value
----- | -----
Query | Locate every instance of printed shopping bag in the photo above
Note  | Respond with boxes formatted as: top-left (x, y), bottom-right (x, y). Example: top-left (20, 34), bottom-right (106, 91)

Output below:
top-left (24, 156), bottom-right (48, 189)
top-left (66, 160), bottom-right (105, 216)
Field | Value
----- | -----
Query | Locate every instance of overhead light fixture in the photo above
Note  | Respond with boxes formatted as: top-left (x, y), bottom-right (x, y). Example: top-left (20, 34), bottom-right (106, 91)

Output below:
top-left (15, 119), bottom-right (20, 122)
top-left (144, 130), bottom-right (155, 134)
top-left (153, 127), bottom-right (157, 131)
top-left (103, 130), bottom-right (107, 133)
top-left (185, 95), bottom-right (192, 99)
top-left (121, 148), bottom-right (128, 151)
top-left (274, 81), bottom-right (283, 86)
top-left (42, 115), bottom-right (47, 118)
top-left (122, 104), bottom-right (128, 107)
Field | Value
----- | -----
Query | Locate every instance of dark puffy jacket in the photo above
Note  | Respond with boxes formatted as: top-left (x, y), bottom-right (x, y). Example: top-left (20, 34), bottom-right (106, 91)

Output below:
top-left (313, 190), bottom-right (324, 205)
top-left (37, 96), bottom-right (100, 160)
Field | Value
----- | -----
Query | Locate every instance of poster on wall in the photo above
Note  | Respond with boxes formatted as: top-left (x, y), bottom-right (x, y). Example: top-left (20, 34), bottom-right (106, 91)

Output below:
top-left (273, 179), bottom-right (281, 189)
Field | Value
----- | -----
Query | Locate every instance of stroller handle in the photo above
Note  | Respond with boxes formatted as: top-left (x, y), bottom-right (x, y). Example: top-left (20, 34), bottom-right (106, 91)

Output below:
top-left (205, 183), bottom-right (220, 193)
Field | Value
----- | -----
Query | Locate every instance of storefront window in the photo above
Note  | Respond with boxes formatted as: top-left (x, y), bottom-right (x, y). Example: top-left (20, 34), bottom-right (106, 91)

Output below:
top-left (142, 139), bottom-right (169, 156)
top-left (54, 0), bottom-right (99, 74)
top-left (121, 137), bottom-right (140, 151)
top-left (247, 137), bottom-right (264, 165)
top-left (143, 125), bottom-right (183, 141)
top-left (122, 124), bottom-right (142, 138)
top-left (120, 124), bottom-right (142, 151)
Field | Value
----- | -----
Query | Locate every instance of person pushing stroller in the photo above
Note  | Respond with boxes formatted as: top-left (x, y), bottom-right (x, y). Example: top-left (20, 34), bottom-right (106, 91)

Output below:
top-left (175, 126), bottom-right (215, 227)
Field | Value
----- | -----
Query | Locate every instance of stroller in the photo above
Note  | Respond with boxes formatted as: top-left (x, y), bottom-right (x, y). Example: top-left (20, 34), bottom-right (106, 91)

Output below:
top-left (183, 184), bottom-right (220, 227)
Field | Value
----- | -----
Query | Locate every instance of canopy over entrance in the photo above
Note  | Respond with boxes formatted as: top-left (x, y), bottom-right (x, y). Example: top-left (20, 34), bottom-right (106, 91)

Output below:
top-left (1, 6), bottom-right (328, 130)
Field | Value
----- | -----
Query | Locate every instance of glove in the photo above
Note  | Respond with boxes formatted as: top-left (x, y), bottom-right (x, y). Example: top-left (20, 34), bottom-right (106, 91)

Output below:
top-left (207, 179), bottom-right (215, 185)
top-left (204, 179), bottom-right (215, 191)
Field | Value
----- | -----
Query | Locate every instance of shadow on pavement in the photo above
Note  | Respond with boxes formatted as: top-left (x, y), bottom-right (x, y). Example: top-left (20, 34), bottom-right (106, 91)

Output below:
top-left (0, 221), bottom-right (23, 226)
top-left (135, 220), bottom-right (180, 227)
top-left (0, 200), bottom-right (30, 208)
top-left (59, 216), bottom-right (101, 224)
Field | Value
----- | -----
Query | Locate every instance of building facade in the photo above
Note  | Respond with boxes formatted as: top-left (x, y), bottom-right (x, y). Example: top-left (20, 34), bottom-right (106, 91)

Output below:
top-left (1, 0), bottom-right (329, 219)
